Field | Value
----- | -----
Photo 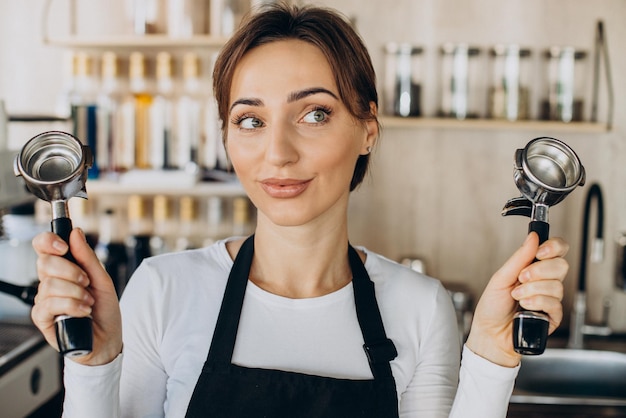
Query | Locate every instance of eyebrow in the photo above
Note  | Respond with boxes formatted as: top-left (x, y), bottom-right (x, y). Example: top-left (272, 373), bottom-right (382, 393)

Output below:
top-left (229, 87), bottom-right (339, 113)
top-left (287, 87), bottom-right (339, 103)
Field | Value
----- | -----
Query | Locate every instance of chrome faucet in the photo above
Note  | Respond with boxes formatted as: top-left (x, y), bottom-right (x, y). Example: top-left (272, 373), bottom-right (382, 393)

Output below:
top-left (568, 183), bottom-right (612, 349)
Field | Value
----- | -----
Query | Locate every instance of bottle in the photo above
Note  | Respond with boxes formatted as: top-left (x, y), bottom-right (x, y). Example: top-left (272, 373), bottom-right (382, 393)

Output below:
top-left (176, 52), bottom-right (204, 172)
top-left (120, 52), bottom-right (153, 170)
top-left (232, 197), bottom-right (253, 236)
top-left (68, 198), bottom-right (99, 249)
top-left (69, 52), bottom-right (99, 178)
top-left (97, 52), bottom-right (126, 178)
top-left (126, 195), bottom-right (153, 277)
top-left (125, 0), bottom-right (166, 35)
top-left (150, 194), bottom-right (176, 255)
top-left (166, 0), bottom-right (208, 38)
top-left (175, 196), bottom-right (201, 251)
top-left (203, 196), bottom-right (230, 246)
top-left (95, 208), bottom-right (128, 298)
top-left (199, 51), bottom-right (221, 171)
top-left (150, 52), bottom-right (176, 170)
top-left (210, 0), bottom-right (249, 37)
top-left (55, 51), bottom-right (76, 119)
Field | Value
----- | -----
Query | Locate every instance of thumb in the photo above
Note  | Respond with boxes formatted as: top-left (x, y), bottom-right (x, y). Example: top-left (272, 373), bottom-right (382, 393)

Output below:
top-left (490, 232), bottom-right (539, 290)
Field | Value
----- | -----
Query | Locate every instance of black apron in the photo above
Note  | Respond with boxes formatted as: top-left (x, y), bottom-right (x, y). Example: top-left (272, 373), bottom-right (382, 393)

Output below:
top-left (186, 235), bottom-right (399, 418)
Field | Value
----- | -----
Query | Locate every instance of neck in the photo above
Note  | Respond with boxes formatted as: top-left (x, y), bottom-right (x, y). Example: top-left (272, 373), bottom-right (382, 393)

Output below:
top-left (248, 214), bottom-right (353, 299)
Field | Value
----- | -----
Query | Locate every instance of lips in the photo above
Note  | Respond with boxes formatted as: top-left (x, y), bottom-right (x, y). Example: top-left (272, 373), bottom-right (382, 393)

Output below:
top-left (259, 178), bottom-right (312, 198)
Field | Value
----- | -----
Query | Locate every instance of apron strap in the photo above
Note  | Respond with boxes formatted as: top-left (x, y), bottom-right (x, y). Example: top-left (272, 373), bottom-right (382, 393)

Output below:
top-left (205, 235), bottom-right (255, 365)
top-left (348, 245), bottom-right (398, 380)
top-left (205, 235), bottom-right (398, 381)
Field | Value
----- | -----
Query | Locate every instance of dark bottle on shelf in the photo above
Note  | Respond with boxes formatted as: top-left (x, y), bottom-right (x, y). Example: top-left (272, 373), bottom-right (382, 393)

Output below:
top-left (94, 208), bottom-right (128, 298)
top-left (126, 195), bottom-right (153, 280)
top-left (70, 52), bottom-right (99, 178)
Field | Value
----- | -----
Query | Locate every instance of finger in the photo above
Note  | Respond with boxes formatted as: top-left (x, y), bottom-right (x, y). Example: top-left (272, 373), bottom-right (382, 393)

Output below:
top-left (512, 279), bottom-right (564, 302)
top-left (33, 295), bottom-right (93, 319)
top-left (489, 232), bottom-right (539, 289)
top-left (36, 254), bottom-right (90, 287)
top-left (36, 276), bottom-right (95, 307)
top-left (32, 231), bottom-right (70, 257)
top-left (519, 257), bottom-right (569, 284)
top-left (518, 295), bottom-right (563, 332)
top-left (536, 237), bottom-right (570, 260)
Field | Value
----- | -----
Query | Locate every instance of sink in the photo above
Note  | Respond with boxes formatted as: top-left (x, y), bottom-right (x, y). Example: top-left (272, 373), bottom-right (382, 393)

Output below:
top-left (511, 348), bottom-right (626, 406)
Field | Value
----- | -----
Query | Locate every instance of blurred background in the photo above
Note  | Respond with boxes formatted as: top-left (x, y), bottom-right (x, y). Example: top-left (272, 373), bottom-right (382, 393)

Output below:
top-left (0, 1), bottom-right (625, 416)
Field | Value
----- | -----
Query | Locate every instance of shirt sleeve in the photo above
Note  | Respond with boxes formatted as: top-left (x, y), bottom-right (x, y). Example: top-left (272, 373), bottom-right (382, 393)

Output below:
top-left (118, 261), bottom-right (170, 417)
top-left (62, 261), bottom-right (169, 418)
top-left (398, 282), bottom-right (461, 417)
top-left (449, 345), bottom-right (520, 418)
top-left (62, 353), bottom-right (122, 418)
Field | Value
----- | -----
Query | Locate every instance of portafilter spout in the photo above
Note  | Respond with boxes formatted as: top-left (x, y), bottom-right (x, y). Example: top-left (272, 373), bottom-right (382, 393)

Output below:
top-left (502, 137), bottom-right (585, 355)
top-left (14, 131), bottom-right (93, 358)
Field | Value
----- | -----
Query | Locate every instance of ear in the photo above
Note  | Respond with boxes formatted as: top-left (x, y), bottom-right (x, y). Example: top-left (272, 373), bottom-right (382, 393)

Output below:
top-left (360, 102), bottom-right (379, 155)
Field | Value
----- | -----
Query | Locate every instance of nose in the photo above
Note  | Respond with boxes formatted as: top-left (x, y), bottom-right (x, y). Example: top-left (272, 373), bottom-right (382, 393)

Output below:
top-left (264, 123), bottom-right (299, 167)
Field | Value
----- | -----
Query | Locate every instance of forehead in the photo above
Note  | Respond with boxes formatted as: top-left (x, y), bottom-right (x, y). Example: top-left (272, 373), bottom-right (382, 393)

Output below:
top-left (230, 39), bottom-right (337, 99)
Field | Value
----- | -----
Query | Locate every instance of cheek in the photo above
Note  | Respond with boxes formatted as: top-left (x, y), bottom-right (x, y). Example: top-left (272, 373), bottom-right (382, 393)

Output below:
top-left (225, 140), bottom-right (253, 179)
top-left (310, 145), bottom-right (360, 185)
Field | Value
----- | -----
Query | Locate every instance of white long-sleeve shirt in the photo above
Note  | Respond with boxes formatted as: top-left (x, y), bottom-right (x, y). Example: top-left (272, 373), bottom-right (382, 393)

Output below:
top-left (63, 239), bottom-right (518, 417)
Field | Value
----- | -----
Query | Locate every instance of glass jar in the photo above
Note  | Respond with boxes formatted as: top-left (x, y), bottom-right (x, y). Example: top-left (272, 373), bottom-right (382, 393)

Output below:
top-left (383, 42), bottom-right (424, 117)
top-left (488, 44), bottom-right (531, 121)
top-left (540, 46), bottom-right (588, 122)
top-left (438, 43), bottom-right (482, 119)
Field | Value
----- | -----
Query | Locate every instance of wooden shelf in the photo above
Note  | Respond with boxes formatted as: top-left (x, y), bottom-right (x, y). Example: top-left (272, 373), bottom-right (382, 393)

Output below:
top-left (87, 177), bottom-right (245, 197)
top-left (379, 116), bottom-right (609, 133)
top-left (44, 35), bottom-right (228, 50)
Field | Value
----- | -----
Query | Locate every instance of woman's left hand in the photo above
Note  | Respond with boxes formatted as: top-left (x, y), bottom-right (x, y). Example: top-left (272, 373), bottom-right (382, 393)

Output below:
top-left (466, 232), bottom-right (569, 367)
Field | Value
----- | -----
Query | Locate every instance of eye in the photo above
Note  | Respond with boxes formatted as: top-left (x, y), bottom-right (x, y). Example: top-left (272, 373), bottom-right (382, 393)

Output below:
top-left (236, 116), bottom-right (264, 129)
top-left (302, 107), bottom-right (331, 124)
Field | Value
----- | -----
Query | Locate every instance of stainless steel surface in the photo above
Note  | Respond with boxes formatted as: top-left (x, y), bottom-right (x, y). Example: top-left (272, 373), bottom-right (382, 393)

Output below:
top-left (14, 131), bottom-right (91, 203)
top-left (0, 322), bottom-right (61, 418)
top-left (0, 322), bottom-right (44, 373)
top-left (513, 137), bottom-right (586, 208)
top-left (512, 348), bottom-right (626, 406)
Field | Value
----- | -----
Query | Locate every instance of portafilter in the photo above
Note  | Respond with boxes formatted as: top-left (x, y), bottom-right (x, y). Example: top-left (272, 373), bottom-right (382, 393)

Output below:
top-left (502, 136), bottom-right (585, 355)
top-left (14, 131), bottom-right (93, 357)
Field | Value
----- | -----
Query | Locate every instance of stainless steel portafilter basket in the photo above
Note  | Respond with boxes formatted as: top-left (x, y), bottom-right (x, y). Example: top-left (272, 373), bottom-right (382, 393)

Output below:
top-left (14, 131), bottom-right (91, 205)
top-left (512, 137), bottom-right (586, 209)
top-left (14, 131), bottom-right (93, 357)
top-left (503, 137), bottom-right (585, 355)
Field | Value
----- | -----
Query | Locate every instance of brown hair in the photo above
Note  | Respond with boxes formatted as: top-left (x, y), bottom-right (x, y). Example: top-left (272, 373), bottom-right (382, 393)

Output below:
top-left (212, 3), bottom-right (379, 191)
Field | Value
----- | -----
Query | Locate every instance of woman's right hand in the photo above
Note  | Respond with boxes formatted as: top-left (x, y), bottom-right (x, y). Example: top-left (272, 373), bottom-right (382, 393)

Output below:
top-left (31, 228), bottom-right (122, 366)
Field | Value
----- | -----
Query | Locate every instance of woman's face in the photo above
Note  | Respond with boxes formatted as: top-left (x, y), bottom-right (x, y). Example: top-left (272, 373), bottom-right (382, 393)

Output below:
top-left (226, 39), bottom-right (377, 228)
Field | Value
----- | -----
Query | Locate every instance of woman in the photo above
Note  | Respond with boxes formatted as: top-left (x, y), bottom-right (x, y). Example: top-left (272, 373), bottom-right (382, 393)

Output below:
top-left (31, 4), bottom-right (568, 417)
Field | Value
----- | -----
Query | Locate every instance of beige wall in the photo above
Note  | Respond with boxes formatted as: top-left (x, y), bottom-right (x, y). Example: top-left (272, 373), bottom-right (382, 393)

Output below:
top-left (327, 0), bottom-right (626, 331)
top-left (1, 0), bottom-right (625, 330)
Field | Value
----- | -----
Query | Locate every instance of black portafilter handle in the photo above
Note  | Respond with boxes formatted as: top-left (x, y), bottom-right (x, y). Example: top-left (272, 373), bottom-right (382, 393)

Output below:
top-left (512, 220), bottom-right (550, 355)
top-left (51, 216), bottom-right (93, 358)
top-left (0, 280), bottom-right (37, 305)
